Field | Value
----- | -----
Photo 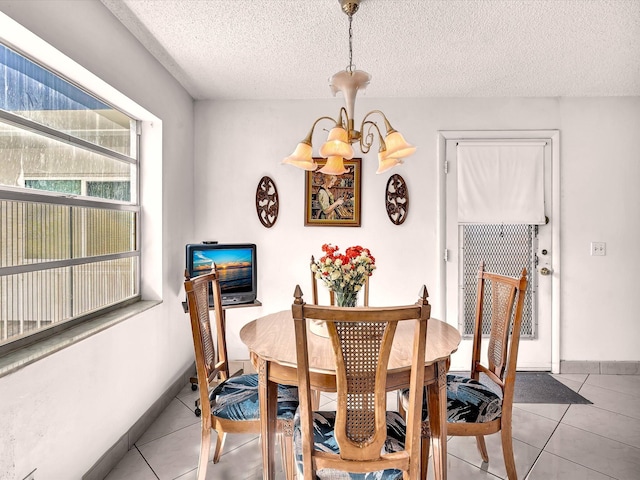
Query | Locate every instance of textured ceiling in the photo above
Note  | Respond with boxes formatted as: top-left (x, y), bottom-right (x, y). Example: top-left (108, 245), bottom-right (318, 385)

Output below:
top-left (100, 0), bottom-right (640, 100)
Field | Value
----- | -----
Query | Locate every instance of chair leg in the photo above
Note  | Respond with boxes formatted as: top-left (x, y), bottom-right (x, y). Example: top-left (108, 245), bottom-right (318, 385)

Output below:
top-left (420, 435), bottom-right (431, 480)
top-left (197, 426), bottom-right (212, 480)
top-left (501, 427), bottom-right (518, 480)
top-left (213, 429), bottom-right (227, 464)
top-left (397, 390), bottom-right (407, 419)
top-left (311, 389), bottom-right (321, 410)
top-left (475, 435), bottom-right (489, 463)
top-left (280, 432), bottom-right (295, 480)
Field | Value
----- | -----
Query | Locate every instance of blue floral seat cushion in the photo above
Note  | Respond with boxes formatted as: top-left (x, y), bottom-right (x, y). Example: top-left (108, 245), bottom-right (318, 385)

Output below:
top-left (293, 409), bottom-right (407, 480)
top-left (400, 374), bottom-right (502, 424)
top-left (209, 373), bottom-right (298, 421)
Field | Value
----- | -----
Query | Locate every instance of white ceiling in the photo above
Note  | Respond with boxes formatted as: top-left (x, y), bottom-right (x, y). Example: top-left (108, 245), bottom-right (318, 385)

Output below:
top-left (100, 0), bottom-right (640, 100)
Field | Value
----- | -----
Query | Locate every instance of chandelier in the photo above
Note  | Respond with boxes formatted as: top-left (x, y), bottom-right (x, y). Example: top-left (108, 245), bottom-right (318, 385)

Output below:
top-left (282, 0), bottom-right (416, 175)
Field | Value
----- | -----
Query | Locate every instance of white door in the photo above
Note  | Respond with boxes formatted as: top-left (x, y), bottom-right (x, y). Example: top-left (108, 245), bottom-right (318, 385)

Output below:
top-left (438, 130), bottom-right (560, 372)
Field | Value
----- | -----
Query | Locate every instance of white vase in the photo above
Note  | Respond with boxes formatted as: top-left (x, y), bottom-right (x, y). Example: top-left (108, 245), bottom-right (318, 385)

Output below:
top-left (309, 291), bottom-right (358, 338)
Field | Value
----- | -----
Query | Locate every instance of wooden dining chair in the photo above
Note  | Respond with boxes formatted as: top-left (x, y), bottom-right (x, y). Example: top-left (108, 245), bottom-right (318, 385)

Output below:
top-left (399, 262), bottom-right (528, 480)
top-left (291, 284), bottom-right (431, 479)
top-left (310, 255), bottom-right (370, 306)
top-left (184, 268), bottom-right (298, 480)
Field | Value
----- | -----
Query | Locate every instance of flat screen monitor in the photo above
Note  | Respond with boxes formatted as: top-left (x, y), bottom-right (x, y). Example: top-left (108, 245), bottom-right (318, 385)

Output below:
top-left (185, 243), bottom-right (257, 306)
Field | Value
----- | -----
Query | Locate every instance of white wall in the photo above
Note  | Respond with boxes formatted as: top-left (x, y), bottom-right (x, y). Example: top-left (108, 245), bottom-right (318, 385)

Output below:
top-left (0, 1), bottom-right (195, 478)
top-left (559, 98), bottom-right (640, 360)
top-left (195, 96), bottom-right (640, 364)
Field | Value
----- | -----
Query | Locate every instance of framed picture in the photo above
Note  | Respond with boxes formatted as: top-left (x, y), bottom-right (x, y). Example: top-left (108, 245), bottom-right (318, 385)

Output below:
top-left (305, 158), bottom-right (361, 227)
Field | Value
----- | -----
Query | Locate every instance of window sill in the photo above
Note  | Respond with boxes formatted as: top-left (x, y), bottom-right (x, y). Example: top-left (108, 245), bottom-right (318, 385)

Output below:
top-left (0, 300), bottom-right (161, 379)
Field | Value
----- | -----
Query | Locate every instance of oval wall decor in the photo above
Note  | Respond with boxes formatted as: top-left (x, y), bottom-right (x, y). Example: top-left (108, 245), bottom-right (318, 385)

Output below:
top-left (255, 176), bottom-right (279, 228)
top-left (385, 174), bottom-right (409, 225)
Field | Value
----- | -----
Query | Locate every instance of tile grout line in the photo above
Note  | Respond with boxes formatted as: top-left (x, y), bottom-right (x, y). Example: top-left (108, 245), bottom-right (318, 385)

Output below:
top-left (580, 375), bottom-right (640, 400)
top-left (554, 419), bottom-right (640, 452)
top-left (523, 411), bottom-right (565, 479)
top-left (537, 387), bottom-right (638, 480)
top-left (135, 444), bottom-right (161, 480)
top-left (519, 380), bottom-right (591, 480)
top-left (443, 449), bottom-right (504, 479)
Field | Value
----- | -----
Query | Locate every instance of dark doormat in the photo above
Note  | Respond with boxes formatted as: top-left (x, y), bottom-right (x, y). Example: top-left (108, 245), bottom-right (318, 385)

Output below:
top-left (513, 372), bottom-right (592, 404)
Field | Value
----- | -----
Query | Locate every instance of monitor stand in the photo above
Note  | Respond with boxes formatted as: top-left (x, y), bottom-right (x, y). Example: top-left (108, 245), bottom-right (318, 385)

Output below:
top-left (181, 299), bottom-right (262, 313)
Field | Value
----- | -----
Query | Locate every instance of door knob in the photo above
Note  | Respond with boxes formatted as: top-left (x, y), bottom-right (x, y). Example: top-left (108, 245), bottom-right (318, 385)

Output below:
top-left (540, 267), bottom-right (552, 276)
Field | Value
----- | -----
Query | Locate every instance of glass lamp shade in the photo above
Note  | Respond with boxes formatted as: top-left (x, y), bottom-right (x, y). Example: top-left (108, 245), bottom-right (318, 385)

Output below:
top-left (318, 126), bottom-right (354, 159)
top-left (384, 130), bottom-right (416, 159)
top-left (282, 142), bottom-right (317, 171)
top-left (318, 156), bottom-right (348, 175)
top-left (376, 153), bottom-right (404, 174)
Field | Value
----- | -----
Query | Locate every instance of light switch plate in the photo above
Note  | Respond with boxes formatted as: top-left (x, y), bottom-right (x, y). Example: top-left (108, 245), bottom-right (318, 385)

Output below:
top-left (591, 242), bottom-right (606, 256)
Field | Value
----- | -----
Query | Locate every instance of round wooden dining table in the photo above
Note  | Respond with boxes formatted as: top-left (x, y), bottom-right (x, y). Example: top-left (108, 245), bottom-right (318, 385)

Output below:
top-left (240, 310), bottom-right (461, 480)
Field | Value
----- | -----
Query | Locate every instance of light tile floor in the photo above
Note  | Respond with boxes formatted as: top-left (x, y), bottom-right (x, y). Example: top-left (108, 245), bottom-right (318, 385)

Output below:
top-left (105, 373), bottom-right (640, 480)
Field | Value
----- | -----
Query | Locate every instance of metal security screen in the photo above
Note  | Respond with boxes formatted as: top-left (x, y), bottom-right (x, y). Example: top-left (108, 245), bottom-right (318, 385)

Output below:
top-left (460, 224), bottom-right (536, 338)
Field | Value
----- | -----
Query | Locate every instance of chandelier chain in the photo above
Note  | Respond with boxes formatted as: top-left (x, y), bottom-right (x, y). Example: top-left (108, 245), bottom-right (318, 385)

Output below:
top-left (347, 13), bottom-right (354, 73)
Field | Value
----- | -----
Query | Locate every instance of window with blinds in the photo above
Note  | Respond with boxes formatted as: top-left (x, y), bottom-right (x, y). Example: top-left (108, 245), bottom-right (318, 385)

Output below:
top-left (0, 42), bottom-right (140, 349)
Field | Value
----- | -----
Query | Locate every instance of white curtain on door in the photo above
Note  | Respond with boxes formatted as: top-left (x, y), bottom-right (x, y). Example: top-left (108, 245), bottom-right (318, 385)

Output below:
top-left (457, 142), bottom-right (546, 224)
